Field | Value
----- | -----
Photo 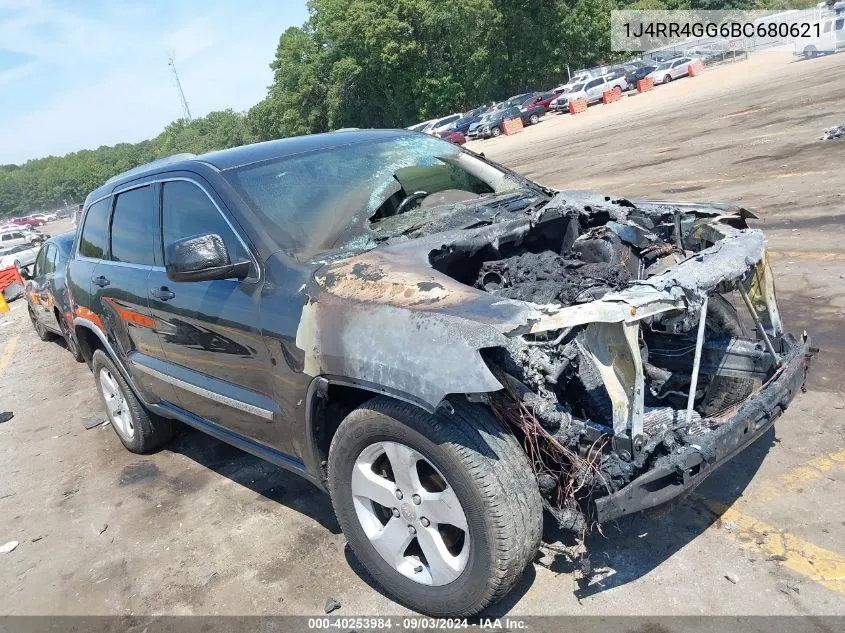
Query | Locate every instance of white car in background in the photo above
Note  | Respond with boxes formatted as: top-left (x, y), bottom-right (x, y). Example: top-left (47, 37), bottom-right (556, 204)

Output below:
top-left (407, 118), bottom-right (437, 132)
top-left (795, 15), bottom-right (845, 58)
top-left (424, 113), bottom-right (463, 134)
top-left (549, 74), bottom-right (629, 111)
top-left (647, 57), bottom-right (701, 84)
top-left (0, 243), bottom-right (40, 269)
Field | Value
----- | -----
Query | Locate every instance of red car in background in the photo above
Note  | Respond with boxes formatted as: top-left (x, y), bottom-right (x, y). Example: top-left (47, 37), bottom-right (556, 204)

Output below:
top-left (436, 129), bottom-right (467, 145)
top-left (10, 217), bottom-right (45, 228)
top-left (527, 91), bottom-right (560, 111)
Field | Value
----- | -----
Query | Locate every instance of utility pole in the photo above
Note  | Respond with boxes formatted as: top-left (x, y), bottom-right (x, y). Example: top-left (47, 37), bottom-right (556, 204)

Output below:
top-left (168, 56), bottom-right (193, 122)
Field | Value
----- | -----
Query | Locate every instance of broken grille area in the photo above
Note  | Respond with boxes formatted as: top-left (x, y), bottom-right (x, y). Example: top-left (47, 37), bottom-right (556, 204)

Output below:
top-left (431, 202), bottom-right (780, 533)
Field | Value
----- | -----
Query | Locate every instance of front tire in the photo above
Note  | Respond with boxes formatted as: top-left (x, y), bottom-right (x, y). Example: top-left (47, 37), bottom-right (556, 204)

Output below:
top-left (529, 114), bottom-right (539, 124)
top-left (328, 397), bottom-right (542, 617)
top-left (92, 349), bottom-right (174, 452)
top-left (663, 74), bottom-right (672, 83)
top-left (490, 126), bottom-right (501, 138)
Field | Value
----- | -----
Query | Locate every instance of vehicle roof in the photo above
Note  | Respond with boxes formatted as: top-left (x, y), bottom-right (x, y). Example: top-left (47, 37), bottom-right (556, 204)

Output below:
top-left (86, 129), bottom-right (417, 202)
top-left (49, 231), bottom-right (76, 251)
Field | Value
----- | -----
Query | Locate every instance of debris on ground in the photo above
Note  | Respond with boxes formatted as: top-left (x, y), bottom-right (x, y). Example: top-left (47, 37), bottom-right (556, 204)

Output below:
top-left (30, 535), bottom-right (43, 543)
top-left (96, 523), bottom-right (108, 535)
top-left (724, 573), bottom-right (739, 584)
top-left (767, 554), bottom-right (788, 562)
top-left (723, 521), bottom-right (738, 533)
top-left (324, 597), bottom-right (341, 614)
top-left (821, 124), bottom-right (845, 140)
top-left (0, 541), bottom-right (19, 554)
top-left (0, 412), bottom-right (13, 424)
top-left (81, 416), bottom-right (107, 430)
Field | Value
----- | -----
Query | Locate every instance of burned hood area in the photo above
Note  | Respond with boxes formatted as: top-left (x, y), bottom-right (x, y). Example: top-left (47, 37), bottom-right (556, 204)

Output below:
top-left (297, 190), bottom-right (811, 533)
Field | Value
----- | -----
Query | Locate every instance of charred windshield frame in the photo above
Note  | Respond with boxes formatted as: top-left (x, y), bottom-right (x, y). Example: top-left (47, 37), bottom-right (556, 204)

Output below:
top-left (223, 133), bottom-right (546, 261)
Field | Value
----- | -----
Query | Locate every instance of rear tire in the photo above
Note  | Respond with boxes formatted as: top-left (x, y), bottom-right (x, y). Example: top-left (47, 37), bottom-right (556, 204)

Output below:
top-left (327, 397), bottom-right (542, 617)
top-left (529, 113), bottom-right (539, 124)
top-left (490, 126), bottom-right (501, 137)
top-left (92, 349), bottom-right (174, 452)
top-left (57, 311), bottom-right (84, 362)
top-left (663, 75), bottom-right (672, 83)
top-left (29, 307), bottom-right (54, 341)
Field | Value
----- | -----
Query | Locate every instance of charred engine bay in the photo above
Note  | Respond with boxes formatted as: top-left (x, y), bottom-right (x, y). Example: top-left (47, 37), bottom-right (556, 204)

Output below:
top-left (430, 194), bottom-right (758, 529)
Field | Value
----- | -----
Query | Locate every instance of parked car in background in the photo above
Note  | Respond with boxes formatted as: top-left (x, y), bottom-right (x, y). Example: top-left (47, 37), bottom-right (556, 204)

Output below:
top-left (557, 72), bottom-right (593, 93)
top-left (526, 91), bottom-right (559, 110)
top-left (550, 74), bottom-right (628, 111)
top-left (0, 243), bottom-right (40, 269)
top-left (33, 212), bottom-right (58, 222)
top-left (424, 113), bottom-right (463, 134)
top-left (21, 232), bottom-right (83, 361)
top-left (447, 105), bottom-right (494, 135)
top-left (436, 129), bottom-right (467, 145)
top-left (549, 83), bottom-right (585, 112)
top-left (407, 119), bottom-right (437, 133)
top-left (627, 64), bottom-right (658, 86)
top-left (1, 229), bottom-right (43, 249)
top-left (10, 216), bottom-right (45, 228)
top-left (647, 57), bottom-right (700, 84)
top-left (794, 15), bottom-right (845, 58)
top-left (472, 104), bottom-right (543, 138)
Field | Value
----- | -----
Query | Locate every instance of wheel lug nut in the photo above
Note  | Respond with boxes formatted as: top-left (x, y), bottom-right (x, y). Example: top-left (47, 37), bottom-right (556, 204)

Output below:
top-left (395, 489), bottom-right (403, 500)
top-left (420, 517), bottom-right (430, 527)
top-left (412, 494), bottom-right (421, 505)
top-left (408, 525), bottom-right (417, 535)
top-left (392, 508), bottom-right (400, 518)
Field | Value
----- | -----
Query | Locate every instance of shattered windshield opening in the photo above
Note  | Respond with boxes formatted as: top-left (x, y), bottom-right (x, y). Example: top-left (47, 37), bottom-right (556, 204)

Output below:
top-left (224, 134), bottom-right (527, 261)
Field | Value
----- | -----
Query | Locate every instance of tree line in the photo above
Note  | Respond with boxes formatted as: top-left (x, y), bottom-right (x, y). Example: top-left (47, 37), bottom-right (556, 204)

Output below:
top-left (1, 0), bottom-right (809, 218)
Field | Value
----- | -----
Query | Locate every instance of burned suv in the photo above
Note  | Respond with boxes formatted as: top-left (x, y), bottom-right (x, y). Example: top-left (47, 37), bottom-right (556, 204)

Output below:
top-left (67, 131), bottom-right (810, 616)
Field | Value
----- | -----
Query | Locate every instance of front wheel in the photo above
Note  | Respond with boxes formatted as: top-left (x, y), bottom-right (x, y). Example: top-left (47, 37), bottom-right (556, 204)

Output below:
top-left (490, 126), bottom-right (501, 137)
top-left (328, 397), bottom-right (542, 617)
top-left (663, 74), bottom-right (672, 83)
top-left (529, 113), bottom-right (539, 124)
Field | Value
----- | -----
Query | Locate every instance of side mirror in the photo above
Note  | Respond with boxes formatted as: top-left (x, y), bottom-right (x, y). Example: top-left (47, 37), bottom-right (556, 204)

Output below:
top-left (19, 266), bottom-right (31, 280)
top-left (165, 233), bottom-right (250, 282)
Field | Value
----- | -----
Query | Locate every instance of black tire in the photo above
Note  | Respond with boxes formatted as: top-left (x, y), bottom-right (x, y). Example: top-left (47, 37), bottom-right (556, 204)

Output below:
top-left (490, 126), bottom-right (501, 137)
top-left (328, 397), bottom-right (542, 617)
top-left (529, 113), bottom-right (539, 124)
top-left (663, 74), bottom-right (672, 83)
top-left (91, 349), bottom-right (174, 452)
top-left (698, 295), bottom-right (755, 416)
top-left (57, 310), bottom-right (84, 362)
top-left (29, 307), bottom-right (54, 341)
top-left (804, 47), bottom-right (817, 60)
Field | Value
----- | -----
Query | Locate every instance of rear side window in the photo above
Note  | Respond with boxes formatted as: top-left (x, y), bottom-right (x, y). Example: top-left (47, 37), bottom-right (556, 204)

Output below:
top-left (586, 79), bottom-right (602, 89)
top-left (79, 198), bottom-right (111, 259)
top-left (110, 186), bottom-right (156, 266)
top-left (43, 244), bottom-right (58, 275)
top-left (161, 181), bottom-right (249, 265)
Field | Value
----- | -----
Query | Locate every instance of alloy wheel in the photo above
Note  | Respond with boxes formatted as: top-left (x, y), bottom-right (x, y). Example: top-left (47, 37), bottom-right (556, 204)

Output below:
top-left (351, 441), bottom-right (470, 586)
top-left (99, 368), bottom-right (134, 438)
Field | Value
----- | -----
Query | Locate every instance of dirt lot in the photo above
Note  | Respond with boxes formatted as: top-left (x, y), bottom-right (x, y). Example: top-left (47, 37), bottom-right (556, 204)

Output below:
top-left (1, 51), bottom-right (843, 617)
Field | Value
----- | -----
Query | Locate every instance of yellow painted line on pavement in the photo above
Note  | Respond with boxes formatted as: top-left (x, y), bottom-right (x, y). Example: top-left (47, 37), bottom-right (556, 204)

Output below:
top-left (701, 498), bottom-right (845, 594)
top-left (769, 250), bottom-right (845, 262)
top-left (0, 335), bottom-right (19, 374)
top-left (751, 449), bottom-right (845, 503)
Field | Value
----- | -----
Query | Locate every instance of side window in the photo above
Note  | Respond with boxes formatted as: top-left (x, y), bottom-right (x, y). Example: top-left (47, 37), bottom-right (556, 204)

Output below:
top-left (824, 21), bottom-right (832, 33)
top-left (79, 198), bottom-right (111, 259)
top-left (12, 232), bottom-right (23, 239)
top-left (110, 186), bottom-right (155, 266)
top-left (0, 235), bottom-right (9, 242)
top-left (33, 246), bottom-right (47, 276)
top-left (161, 180), bottom-right (249, 266)
top-left (43, 244), bottom-right (57, 275)
top-left (836, 18), bottom-right (844, 30)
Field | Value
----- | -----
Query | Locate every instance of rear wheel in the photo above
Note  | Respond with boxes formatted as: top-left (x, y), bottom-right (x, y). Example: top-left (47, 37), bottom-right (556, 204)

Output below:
top-left (57, 311), bottom-right (84, 362)
top-left (529, 113), bottom-right (539, 124)
top-left (490, 126), bottom-right (501, 137)
top-left (663, 74), bottom-right (672, 83)
top-left (328, 397), bottom-right (542, 616)
top-left (92, 349), bottom-right (174, 452)
top-left (29, 307), bottom-right (54, 341)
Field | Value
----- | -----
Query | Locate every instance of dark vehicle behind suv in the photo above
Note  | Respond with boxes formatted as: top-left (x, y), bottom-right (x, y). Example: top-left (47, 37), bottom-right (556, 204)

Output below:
top-left (67, 131), bottom-right (810, 617)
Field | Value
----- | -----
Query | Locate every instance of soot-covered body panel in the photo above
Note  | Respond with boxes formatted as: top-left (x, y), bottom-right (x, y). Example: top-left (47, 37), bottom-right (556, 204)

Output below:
top-left (294, 190), bottom-right (809, 529)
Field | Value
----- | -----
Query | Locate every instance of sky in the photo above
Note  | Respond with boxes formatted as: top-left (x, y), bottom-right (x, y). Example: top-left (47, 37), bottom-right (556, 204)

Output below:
top-left (0, 0), bottom-right (310, 165)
